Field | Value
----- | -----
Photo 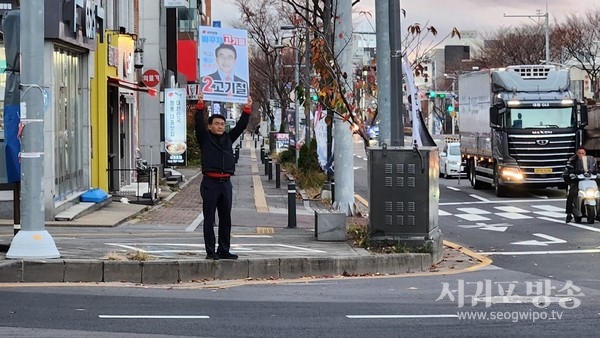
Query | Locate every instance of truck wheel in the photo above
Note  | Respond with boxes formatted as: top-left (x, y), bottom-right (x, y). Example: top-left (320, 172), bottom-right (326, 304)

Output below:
top-left (494, 164), bottom-right (509, 197)
top-left (469, 160), bottom-right (483, 189)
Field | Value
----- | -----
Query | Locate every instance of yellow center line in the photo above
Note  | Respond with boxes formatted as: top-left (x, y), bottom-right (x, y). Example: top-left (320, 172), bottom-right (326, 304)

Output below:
top-left (354, 193), bottom-right (369, 207)
top-left (252, 175), bottom-right (269, 213)
top-left (251, 163), bottom-right (259, 173)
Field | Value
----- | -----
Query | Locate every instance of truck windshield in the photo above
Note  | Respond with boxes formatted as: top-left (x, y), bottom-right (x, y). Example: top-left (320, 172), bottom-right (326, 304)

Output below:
top-left (508, 107), bottom-right (574, 129)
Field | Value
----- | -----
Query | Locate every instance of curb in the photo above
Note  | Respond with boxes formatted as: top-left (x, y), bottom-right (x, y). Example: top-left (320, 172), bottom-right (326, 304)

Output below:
top-left (0, 254), bottom-right (434, 284)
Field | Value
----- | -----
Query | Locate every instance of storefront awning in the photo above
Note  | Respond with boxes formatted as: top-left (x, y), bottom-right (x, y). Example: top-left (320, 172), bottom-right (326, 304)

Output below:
top-left (107, 77), bottom-right (158, 96)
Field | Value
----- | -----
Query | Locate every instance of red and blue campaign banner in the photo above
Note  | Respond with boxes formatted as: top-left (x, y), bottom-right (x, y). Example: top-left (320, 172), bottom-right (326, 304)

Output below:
top-left (198, 26), bottom-right (249, 104)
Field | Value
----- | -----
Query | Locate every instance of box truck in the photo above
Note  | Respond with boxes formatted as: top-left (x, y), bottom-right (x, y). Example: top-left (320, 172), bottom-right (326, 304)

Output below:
top-left (458, 65), bottom-right (588, 196)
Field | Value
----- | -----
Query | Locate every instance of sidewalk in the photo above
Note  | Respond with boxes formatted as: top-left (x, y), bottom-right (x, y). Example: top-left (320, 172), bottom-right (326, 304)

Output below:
top-left (0, 134), bottom-right (488, 284)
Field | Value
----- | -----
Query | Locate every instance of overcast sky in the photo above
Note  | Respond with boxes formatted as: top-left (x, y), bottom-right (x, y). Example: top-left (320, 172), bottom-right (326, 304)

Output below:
top-left (211, 0), bottom-right (598, 38)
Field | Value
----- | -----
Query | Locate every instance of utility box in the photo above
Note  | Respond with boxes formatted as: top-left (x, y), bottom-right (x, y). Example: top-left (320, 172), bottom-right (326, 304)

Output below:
top-left (368, 146), bottom-right (443, 261)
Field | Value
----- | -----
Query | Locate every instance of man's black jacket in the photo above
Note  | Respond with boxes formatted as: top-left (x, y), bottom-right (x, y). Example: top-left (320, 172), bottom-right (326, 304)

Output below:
top-left (194, 106), bottom-right (249, 175)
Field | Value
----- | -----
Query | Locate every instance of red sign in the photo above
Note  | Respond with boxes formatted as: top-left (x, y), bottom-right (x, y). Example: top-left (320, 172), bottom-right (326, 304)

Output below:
top-left (142, 69), bottom-right (160, 87)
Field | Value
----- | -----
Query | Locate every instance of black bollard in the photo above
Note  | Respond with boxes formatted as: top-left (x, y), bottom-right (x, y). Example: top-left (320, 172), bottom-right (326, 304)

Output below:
top-left (234, 146), bottom-right (240, 163)
top-left (260, 147), bottom-right (265, 164)
top-left (268, 158), bottom-right (273, 181)
top-left (254, 139), bottom-right (257, 149)
top-left (288, 181), bottom-right (296, 228)
top-left (275, 163), bottom-right (281, 188)
top-left (264, 156), bottom-right (269, 176)
top-left (331, 178), bottom-right (335, 203)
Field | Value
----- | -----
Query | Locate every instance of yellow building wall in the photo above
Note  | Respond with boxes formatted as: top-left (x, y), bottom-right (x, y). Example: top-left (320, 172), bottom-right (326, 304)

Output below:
top-left (91, 32), bottom-right (118, 190)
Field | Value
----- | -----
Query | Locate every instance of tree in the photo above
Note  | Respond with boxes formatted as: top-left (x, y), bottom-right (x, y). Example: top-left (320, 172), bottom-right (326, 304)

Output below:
top-left (554, 10), bottom-right (600, 100)
top-left (469, 23), bottom-right (550, 69)
top-left (233, 0), bottom-right (297, 132)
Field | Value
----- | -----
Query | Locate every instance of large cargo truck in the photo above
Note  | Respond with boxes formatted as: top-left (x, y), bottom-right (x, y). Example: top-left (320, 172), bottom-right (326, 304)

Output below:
top-left (458, 65), bottom-right (588, 196)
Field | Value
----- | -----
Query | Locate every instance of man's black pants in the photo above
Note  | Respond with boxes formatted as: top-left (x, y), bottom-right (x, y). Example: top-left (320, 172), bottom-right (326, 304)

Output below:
top-left (200, 176), bottom-right (233, 255)
top-left (566, 182), bottom-right (578, 215)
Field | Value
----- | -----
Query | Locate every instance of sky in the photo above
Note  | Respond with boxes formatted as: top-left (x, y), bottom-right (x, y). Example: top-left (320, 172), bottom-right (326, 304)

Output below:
top-left (211, 0), bottom-right (598, 40)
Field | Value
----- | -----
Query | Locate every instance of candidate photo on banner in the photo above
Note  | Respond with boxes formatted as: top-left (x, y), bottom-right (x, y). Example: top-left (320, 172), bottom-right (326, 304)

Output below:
top-left (199, 26), bottom-right (249, 104)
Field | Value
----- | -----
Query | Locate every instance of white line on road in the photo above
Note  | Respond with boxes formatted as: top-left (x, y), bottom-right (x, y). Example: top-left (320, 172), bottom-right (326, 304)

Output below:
top-left (446, 186), bottom-right (461, 191)
top-left (99, 315), bottom-right (209, 319)
top-left (185, 212), bottom-right (204, 232)
top-left (469, 194), bottom-right (490, 202)
top-left (538, 216), bottom-right (600, 232)
top-left (440, 198), bottom-right (566, 206)
top-left (346, 314), bottom-right (458, 319)
top-left (479, 248), bottom-right (600, 256)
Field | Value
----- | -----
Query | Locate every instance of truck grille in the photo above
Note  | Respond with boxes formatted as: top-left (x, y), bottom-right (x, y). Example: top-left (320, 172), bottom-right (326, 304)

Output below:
top-left (507, 133), bottom-right (575, 182)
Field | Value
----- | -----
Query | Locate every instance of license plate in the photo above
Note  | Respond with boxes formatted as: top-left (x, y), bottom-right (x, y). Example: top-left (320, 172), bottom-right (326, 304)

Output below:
top-left (534, 168), bottom-right (552, 174)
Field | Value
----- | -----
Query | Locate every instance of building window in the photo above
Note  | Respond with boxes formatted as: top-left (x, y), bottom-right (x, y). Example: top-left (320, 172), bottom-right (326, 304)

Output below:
top-left (53, 48), bottom-right (84, 202)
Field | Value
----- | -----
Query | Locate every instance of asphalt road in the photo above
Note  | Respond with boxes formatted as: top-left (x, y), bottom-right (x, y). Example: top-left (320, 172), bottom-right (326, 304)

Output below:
top-left (1, 268), bottom-right (599, 337)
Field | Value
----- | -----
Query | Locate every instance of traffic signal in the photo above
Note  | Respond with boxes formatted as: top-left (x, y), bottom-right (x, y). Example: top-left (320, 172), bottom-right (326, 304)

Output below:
top-left (312, 93), bottom-right (318, 101)
top-left (428, 91), bottom-right (446, 99)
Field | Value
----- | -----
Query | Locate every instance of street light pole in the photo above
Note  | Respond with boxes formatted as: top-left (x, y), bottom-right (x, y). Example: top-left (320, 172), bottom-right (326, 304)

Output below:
top-left (293, 42), bottom-right (300, 164)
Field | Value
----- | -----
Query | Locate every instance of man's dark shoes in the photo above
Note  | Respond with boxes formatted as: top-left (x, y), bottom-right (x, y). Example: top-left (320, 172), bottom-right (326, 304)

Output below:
top-left (566, 214), bottom-right (573, 223)
top-left (206, 253), bottom-right (220, 260)
top-left (218, 252), bottom-right (238, 260)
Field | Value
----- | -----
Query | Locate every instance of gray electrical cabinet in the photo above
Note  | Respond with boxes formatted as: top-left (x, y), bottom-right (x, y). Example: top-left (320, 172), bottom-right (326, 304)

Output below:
top-left (368, 146), bottom-right (441, 246)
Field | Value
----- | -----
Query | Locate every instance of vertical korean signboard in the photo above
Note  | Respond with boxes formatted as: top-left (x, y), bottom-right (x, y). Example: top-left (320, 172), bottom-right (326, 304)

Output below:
top-left (198, 26), bottom-right (249, 104)
top-left (164, 88), bottom-right (187, 166)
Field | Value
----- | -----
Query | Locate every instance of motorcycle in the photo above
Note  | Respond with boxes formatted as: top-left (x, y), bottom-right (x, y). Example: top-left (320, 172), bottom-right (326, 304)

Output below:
top-left (571, 173), bottom-right (600, 224)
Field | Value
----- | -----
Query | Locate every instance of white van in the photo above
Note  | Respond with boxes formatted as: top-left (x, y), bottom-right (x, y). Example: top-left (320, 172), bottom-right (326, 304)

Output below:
top-left (439, 142), bottom-right (465, 178)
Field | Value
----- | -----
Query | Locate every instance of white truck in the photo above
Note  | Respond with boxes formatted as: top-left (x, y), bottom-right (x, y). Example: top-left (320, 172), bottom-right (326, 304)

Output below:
top-left (458, 65), bottom-right (588, 196)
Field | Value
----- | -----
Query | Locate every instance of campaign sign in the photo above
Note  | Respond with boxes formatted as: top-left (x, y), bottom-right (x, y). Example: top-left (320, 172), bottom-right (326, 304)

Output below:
top-left (198, 26), bottom-right (249, 104)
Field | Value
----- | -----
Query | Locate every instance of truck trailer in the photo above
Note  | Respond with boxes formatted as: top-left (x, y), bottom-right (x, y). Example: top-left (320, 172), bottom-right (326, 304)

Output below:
top-left (458, 65), bottom-right (588, 196)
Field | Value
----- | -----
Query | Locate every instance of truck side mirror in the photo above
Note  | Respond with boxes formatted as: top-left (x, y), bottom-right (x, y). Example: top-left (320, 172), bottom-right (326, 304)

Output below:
top-left (580, 104), bottom-right (588, 127)
top-left (489, 106), bottom-right (501, 128)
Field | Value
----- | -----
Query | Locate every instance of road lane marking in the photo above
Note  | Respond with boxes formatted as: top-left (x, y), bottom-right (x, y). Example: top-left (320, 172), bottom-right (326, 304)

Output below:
top-left (99, 315), bottom-right (209, 319)
top-left (185, 212), bottom-right (204, 232)
top-left (347, 314), bottom-right (458, 319)
top-left (446, 186), bottom-right (460, 191)
top-left (538, 216), bottom-right (600, 232)
top-left (479, 248), bottom-right (600, 256)
top-left (469, 194), bottom-right (490, 202)
top-left (512, 233), bottom-right (566, 246)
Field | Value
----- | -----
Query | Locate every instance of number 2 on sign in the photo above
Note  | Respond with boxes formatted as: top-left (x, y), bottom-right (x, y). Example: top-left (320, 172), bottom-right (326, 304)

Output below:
top-left (202, 76), bottom-right (214, 93)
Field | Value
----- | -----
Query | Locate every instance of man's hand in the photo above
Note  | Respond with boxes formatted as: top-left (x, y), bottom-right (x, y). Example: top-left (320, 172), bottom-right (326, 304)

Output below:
top-left (196, 93), bottom-right (204, 110)
top-left (245, 96), bottom-right (253, 110)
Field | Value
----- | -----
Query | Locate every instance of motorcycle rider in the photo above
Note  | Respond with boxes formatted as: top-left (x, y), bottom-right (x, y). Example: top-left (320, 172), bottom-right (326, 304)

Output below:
top-left (563, 147), bottom-right (598, 223)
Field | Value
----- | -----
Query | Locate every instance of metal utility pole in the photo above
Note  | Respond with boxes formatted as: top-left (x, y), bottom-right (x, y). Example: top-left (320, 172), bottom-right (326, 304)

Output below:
top-left (375, 1), bottom-right (391, 145)
top-left (7, 0), bottom-right (60, 259)
top-left (389, 0), bottom-right (404, 146)
top-left (332, 0), bottom-right (354, 215)
top-left (504, 8), bottom-right (549, 64)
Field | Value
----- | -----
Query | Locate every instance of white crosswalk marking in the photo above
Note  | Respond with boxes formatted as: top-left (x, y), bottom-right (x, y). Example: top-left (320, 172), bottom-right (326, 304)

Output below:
top-left (456, 207), bottom-right (491, 214)
top-left (495, 212), bottom-right (533, 220)
top-left (438, 210), bottom-right (452, 216)
top-left (533, 211), bottom-right (566, 218)
top-left (532, 205), bottom-right (565, 212)
top-left (494, 206), bottom-right (530, 213)
top-left (455, 214), bottom-right (491, 221)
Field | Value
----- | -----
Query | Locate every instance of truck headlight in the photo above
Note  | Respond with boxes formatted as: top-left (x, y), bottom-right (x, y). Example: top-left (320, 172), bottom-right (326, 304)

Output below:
top-left (500, 167), bottom-right (523, 181)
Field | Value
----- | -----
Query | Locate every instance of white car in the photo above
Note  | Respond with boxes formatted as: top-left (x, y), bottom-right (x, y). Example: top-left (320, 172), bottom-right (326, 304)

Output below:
top-left (439, 142), bottom-right (465, 178)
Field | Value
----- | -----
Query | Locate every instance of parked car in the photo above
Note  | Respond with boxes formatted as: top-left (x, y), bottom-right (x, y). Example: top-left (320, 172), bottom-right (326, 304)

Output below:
top-left (439, 142), bottom-right (465, 178)
top-left (366, 122), bottom-right (379, 140)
